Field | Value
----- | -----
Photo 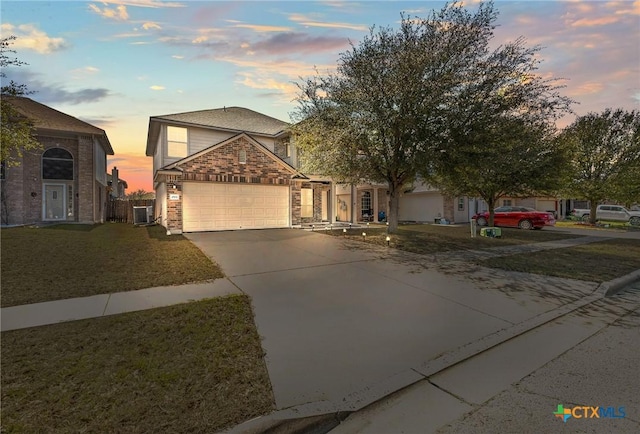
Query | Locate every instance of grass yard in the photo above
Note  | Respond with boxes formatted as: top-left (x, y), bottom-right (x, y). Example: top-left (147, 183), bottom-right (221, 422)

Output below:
top-left (1, 294), bottom-right (274, 433)
top-left (478, 238), bottom-right (640, 282)
top-left (1, 223), bottom-right (224, 307)
top-left (324, 223), bottom-right (579, 254)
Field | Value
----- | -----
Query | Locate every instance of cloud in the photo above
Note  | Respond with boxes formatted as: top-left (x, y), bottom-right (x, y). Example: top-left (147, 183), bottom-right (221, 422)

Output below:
top-left (232, 23), bottom-right (293, 33)
top-left (142, 22), bottom-right (161, 30)
top-left (96, 0), bottom-right (185, 8)
top-left (288, 13), bottom-right (368, 31)
top-left (88, 3), bottom-right (129, 21)
top-left (172, 55), bottom-right (184, 59)
top-left (70, 66), bottom-right (100, 79)
top-left (216, 57), bottom-right (335, 80)
top-left (569, 15), bottom-right (620, 27)
top-left (247, 32), bottom-right (349, 56)
top-left (150, 85), bottom-right (165, 90)
top-left (2, 68), bottom-right (110, 104)
top-left (0, 23), bottom-right (68, 54)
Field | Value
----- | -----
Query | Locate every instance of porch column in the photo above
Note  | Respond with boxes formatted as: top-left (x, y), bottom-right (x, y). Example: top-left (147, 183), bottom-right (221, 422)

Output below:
top-left (351, 184), bottom-right (357, 223)
top-left (373, 187), bottom-right (379, 222)
top-left (330, 182), bottom-right (336, 224)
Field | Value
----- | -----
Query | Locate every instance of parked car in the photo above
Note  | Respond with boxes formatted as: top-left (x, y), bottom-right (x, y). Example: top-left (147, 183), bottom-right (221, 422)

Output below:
top-left (571, 205), bottom-right (640, 226)
top-left (473, 206), bottom-right (555, 230)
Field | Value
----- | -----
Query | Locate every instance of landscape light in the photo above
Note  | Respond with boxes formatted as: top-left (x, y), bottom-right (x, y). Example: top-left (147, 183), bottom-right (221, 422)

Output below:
top-left (386, 235), bottom-right (390, 246)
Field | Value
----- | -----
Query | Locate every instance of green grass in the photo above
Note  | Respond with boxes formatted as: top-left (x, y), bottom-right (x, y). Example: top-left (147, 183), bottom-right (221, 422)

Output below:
top-left (478, 238), bottom-right (640, 282)
top-left (1, 223), bottom-right (224, 307)
top-left (324, 223), bottom-right (579, 255)
top-left (1, 295), bottom-right (274, 433)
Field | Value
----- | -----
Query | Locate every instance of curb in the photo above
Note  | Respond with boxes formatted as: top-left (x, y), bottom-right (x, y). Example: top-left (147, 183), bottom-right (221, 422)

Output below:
top-left (599, 269), bottom-right (640, 297)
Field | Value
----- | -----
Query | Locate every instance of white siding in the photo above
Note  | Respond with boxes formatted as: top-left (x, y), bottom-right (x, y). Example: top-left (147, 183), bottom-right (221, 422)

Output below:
top-left (189, 127), bottom-right (236, 154)
top-left (155, 182), bottom-right (167, 228)
top-left (154, 133), bottom-right (163, 171)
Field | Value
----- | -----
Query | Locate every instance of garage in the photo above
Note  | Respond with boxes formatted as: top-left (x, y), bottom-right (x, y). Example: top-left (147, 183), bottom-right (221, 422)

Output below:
top-left (399, 192), bottom-right (444, 222)
top-left (182, 182), bottom-right (290, 232)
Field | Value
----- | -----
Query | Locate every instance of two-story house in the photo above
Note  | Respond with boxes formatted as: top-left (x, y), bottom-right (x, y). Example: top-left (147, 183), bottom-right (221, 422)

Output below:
top-left (145, 107), bottom-right (333, 233)
top-left (1, 96), bottom-right (114, 226)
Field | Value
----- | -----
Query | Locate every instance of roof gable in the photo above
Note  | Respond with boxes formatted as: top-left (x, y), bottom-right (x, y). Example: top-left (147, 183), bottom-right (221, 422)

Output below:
top-left (164, 132), bottom-right (304, 177)
top-left (3, 96), bottom-right (114, 155)
top-left (146, 106), bottom-right (290, 156)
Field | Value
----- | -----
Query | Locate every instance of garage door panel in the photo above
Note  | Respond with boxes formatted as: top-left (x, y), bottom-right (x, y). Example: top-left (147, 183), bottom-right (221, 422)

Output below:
top-left (183, 182), bottom-right (290, 232)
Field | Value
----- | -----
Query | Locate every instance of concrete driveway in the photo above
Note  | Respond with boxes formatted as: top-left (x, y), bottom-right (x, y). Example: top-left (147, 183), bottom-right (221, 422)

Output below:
top-left (185, 229), bottom-right (593, 414)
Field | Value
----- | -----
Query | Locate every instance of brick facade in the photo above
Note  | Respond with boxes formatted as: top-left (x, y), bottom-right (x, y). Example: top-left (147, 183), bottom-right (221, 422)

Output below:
top-left (0, 133), bottom-right (108, 226)
top-left (165, 135), bottom-right (305, 231)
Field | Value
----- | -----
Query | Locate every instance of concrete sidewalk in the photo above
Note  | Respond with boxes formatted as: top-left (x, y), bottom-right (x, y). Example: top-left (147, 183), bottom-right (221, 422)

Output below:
top-left (0, 279), bottom-right (241, 332)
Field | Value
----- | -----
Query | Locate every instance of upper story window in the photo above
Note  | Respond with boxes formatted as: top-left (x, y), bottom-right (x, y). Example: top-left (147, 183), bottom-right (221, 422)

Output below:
top-left (42, 148), bottom-right (73, 180)
top-left (167, 126), bottom-right (188, 158)
top-left (284, 140), bottom-right (291, 158)
top-left (239, 149), bottom-right (247, 164)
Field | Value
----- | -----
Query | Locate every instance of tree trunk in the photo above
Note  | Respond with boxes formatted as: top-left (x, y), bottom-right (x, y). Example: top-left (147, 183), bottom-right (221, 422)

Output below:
top-left (387, 186), bottom-right (401, 233)
top-left (488, 196), bottom-right (496, 227)
top-left (589, 201), bottom-right (598, 225)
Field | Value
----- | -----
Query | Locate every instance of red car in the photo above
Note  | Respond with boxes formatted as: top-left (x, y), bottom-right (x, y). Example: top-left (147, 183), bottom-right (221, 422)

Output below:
top-left (473, 206), bottom-right (555, 230)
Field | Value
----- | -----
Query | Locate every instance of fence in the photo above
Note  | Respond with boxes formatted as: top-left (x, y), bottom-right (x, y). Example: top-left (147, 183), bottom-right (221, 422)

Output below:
top-left (107, 199), bottom-right (155, 223)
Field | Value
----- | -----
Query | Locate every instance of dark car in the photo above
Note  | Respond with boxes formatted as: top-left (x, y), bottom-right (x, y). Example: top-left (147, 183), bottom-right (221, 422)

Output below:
top-left (473, 206), bottom-right (555, 230)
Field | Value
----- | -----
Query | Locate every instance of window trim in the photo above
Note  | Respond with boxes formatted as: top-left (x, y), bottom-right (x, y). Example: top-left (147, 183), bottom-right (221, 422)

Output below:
top-left (166, 125), bottom-right (188, 158)
top-left (239, 149), bottom-right (247, 164)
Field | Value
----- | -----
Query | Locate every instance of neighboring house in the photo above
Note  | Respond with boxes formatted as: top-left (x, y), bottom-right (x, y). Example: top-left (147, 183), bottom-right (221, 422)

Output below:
top-left (145, 107), bottom-right (332, 233)
top-left (1, 96), bottom-right (114, 226)
top-left (107, 166), bottom-right (128, 199)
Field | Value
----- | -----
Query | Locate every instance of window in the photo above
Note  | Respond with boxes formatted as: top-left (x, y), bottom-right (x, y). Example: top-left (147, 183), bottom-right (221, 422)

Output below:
top-left (284, 140), bottom-right (291, 157)
top-left (361, 191), bottom-right (371, 213)
top-left (66, 185), bottom-right (74, 217)
top-left (167, 126), bottom-right (188, 158)
top-left (42, 148), bottom-right (73, 180)
top-left (502, 199), bottom-right (512, 206)
top-left (239, 149), bottom-right (247, 164)
top-left (301, 188), bottom-right (313, 218)
top-left (458, 198), bottom-right (465, 211)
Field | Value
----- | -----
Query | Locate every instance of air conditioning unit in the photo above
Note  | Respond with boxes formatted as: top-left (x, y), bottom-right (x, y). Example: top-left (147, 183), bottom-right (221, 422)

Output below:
top-left (133, 206), bottom-right (153, 225)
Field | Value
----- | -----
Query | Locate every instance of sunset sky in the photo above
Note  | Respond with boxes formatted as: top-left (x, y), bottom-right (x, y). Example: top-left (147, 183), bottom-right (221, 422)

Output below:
top-left (2, 0), bottom-right (639, 192)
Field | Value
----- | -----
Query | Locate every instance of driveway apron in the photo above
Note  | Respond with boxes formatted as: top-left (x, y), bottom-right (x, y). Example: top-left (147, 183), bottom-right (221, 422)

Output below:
top-left (185, 229), bottom-right (581, 412)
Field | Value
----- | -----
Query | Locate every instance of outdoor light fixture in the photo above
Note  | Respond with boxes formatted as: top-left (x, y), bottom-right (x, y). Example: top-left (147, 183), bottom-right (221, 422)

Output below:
top-left (386, 235), bottom-right (390, 246)
top-left (312, 224), bottom-right (315, 231)
top-left (362, 232), bottom-right (366, 240)
top-left (367, 222), bottom-right (370, 227)
top-left (343, 228), bottom-right (347, 235)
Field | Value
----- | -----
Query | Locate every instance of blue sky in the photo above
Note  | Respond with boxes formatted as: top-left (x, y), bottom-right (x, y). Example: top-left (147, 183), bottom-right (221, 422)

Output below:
top-left (2, 0), bottom-right (639, 191)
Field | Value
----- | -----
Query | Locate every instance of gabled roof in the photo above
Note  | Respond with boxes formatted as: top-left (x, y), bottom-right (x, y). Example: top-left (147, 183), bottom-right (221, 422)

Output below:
top-left (3, 96), bottom-right (114, 155)
top-left (162, 132), bottom-right (305, 179)
top-left (146, 106), bottom-right (290, 156)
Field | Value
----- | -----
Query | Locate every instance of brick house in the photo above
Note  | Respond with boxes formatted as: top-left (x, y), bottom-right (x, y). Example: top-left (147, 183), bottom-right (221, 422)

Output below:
top-left (1, 96), bottom-right (114, 225)
top-left (146, 107), bottom-right (332, 233)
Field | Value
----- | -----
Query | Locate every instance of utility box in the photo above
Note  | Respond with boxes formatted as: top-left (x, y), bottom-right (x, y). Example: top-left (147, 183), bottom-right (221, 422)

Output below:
top-left (133, 206), bottom-right (153, 225)
top-left (480, 227), bottom-right (502, 238)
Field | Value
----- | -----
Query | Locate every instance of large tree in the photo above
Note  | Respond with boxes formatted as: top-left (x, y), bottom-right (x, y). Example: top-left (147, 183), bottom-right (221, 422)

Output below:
top-left (1, 36), bottom-right (40, 166)
top-left (291, 2), bottom-right (498, 233)
top-left (430, 35), bottom-right (574, 226)
top-left (557, 109), bottom-right (640, 223)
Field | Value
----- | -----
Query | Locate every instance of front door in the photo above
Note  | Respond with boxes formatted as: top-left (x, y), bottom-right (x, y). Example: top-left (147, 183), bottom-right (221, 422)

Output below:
top-left (43, 184), bottom-right (65, 220)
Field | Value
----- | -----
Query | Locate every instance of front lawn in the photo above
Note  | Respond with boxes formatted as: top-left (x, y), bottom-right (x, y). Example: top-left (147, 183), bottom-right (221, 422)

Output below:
top-left (477, 238), bottom-right (640, 282)
top-left (324, 223), bottom-right (579, 254)
top-left (1, 223), bottom-right (224, 307)
top-left (1, 295), bottom-right (274, 433)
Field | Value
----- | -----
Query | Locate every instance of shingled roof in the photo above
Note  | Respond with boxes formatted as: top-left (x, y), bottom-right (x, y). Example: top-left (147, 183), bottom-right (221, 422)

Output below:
top-left (153, 107), bottom-right (289, 135)
top-left (3, 96), bottom-right (114, 154)
top-left (146, 106), bottom-right (290, 156)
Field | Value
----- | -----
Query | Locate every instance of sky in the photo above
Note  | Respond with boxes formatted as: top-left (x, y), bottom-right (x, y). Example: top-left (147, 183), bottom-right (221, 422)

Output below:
top-left (1, 0), bottom-right (639, 192)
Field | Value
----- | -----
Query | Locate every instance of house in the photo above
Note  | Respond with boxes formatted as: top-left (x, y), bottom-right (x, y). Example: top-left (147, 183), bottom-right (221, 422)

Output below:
top-left (145, 107), bottom-right (333, 233)
top-left (0, 96), bottom-right (114, 225)
top-left (107, 166), bottom-right (128, 199)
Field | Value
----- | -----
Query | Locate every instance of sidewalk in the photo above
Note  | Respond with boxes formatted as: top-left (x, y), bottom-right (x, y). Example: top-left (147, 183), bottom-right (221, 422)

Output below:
top-left (0, 279), bottom-right (240, 332)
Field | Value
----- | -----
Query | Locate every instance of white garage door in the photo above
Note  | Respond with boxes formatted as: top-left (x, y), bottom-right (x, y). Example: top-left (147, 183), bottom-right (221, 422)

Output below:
top-left (182, 182), bottom-right (290, 232)
top-left (399, 192), bottom-right (444, 222)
